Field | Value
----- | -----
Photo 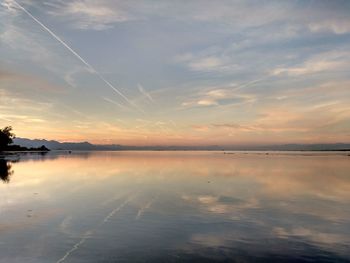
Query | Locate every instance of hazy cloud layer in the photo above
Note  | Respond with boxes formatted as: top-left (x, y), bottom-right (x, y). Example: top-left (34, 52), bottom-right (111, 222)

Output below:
top-left (1, 0), bottom-right (350, 144)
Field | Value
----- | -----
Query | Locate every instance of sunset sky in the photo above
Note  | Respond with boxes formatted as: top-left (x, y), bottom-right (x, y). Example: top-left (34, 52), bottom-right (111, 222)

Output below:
top-left (1, 0), bottom-right (350, 146)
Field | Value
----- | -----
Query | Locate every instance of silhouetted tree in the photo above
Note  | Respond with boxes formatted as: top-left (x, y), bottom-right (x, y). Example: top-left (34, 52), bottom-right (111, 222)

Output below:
top-left (0, 126), bottom-right (15, 150)
top-left (0, 127), bottom-right (49, 152)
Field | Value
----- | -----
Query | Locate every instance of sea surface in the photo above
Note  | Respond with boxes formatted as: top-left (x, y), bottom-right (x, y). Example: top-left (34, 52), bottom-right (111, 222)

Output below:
top-left (0, 151), bottom-right (350, 263)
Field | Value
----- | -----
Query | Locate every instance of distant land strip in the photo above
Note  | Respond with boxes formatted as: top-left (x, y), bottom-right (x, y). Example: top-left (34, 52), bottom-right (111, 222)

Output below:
top-left (12, 138), bottom-right (350, 152)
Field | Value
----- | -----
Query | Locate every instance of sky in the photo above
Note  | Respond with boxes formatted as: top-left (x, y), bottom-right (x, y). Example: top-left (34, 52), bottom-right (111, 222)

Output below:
top-left (0, 0), bottom-right (350, 146)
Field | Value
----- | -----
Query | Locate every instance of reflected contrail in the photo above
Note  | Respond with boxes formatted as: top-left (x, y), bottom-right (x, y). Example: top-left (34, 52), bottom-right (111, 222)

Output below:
top-left (56, 230), bottom-right (92, 263)
top-left (11, 0), bottom-right (140, 111)
top-left (103, 196), bottom-right (133, 223)
top-left (55, 195), bottom-right (134, 263)
top-left (135, 198), bottom-right (156, 220)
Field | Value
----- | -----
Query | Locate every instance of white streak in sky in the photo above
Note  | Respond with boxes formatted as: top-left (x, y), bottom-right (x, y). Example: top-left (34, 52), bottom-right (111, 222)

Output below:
top-left (234, 77), bottom-right (268, 91)
top-left (102, 96), bottom-right (129, 111)
top-left (10, 0), bottom-right (141, 111)
top-left (138, 84), bottom-right (154, 103)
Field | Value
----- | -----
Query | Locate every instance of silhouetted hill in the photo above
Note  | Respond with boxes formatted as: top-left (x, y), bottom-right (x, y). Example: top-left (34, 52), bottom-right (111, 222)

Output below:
top-left (13, 138), bottom-right (350, 151)
top-left (13, 138), bottom-right (122, 151)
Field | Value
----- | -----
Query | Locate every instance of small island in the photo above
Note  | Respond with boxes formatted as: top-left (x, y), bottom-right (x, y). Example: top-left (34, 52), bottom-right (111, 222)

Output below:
top-left (0, 126), bottom-right (50, 153)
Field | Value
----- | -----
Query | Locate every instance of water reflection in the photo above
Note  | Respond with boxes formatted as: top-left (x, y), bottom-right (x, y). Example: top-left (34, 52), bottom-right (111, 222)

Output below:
top-left (0, 158), bottom-right (13, 183)
top-left (0, 151), bottom-right (349, 263)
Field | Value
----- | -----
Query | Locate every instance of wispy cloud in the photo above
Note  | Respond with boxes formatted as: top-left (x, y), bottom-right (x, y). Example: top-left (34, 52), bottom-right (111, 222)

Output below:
top-left (0, 88), bottom-right (53, 125)
top-left (182, 87), bottom-right (256, 108)
top-left (308, 19), bottom-right (350, 35)
top-left (175, 52), bottom-right (242, 74)
top-left (47, 0), bottom-right (134, 30)
top-left (0, 69), bottom-right (65, 93)
top-left (271, 50), bottom-right (350, 76)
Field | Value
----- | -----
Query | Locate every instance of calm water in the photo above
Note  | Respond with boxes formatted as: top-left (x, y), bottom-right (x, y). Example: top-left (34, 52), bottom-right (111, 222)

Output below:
top-left (0, 151), bottom-right (350, 263)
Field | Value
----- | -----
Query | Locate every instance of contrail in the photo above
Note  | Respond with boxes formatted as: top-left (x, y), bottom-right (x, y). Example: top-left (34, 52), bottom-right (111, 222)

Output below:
top-left (234, 77), bottom-right (267, 91)
top-left (11, 0), bottom-right (140, 111)
top-left (138, 84), bottom-right (154, 103)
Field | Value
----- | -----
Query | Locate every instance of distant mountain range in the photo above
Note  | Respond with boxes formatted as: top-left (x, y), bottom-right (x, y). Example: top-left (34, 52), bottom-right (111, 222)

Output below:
top-left (12, 137), bottom-right (350, 151)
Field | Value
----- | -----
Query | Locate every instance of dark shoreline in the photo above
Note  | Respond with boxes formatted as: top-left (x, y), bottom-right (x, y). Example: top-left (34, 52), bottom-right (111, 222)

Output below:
top-left (1, 149), bottom-right (349, 154)
top-left (0, 150), bottom-right (50, 158)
